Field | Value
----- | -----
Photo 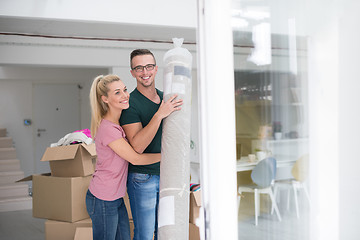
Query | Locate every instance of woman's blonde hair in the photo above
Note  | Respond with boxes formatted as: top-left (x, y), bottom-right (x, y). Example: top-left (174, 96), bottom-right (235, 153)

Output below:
top-left (89, 74), bottom-right (121, 138)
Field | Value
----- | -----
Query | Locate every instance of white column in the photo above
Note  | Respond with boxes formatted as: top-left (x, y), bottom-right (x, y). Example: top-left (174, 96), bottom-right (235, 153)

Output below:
top-left (308, 17), bottom-right (339, 240)
top-left (197, 0), bottom-right (238, 239)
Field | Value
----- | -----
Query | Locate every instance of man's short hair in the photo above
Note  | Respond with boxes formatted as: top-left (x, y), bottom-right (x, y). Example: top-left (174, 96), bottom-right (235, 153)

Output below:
top-left (130, 49), bottom-right (156, 68)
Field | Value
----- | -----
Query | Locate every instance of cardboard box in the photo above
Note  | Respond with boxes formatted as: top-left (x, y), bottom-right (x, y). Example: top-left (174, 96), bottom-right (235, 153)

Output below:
top-left (45, 218), bottom-right (92, 240)
top-left (45, 218), bottom-right (133, 240)
top-left (70, 220), bottom-right (134, 240)
top-left (130, 220), bottom-right (134, 240)
top-left (18, 174), bottom-right (91, 222)
top-left (41, 143), bottom-right (96, 177)
top-left (189, 190), bottom-right (201, 224)
top-left (189, 223), bottom-right (200, 240)
top-left (124, 192), bottom-right (132, 220)
top-left (74, 227), bottom-right (93, 240)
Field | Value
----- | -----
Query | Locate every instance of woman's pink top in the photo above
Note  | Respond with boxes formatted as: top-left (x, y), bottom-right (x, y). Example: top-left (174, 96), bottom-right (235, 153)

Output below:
top-left (88, 119), bottom-right (128, 201)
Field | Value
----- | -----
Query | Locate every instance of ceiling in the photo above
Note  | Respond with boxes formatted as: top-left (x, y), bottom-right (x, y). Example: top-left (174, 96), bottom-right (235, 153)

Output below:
top-left (0, 16), bottom-right (197, 78)
top-left (0, 16), bottom-right (197, 44)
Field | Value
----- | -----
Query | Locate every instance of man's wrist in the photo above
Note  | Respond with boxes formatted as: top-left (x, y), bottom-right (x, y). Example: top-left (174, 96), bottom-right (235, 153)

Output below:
top-left (153, 112), bottom-right (162, 122)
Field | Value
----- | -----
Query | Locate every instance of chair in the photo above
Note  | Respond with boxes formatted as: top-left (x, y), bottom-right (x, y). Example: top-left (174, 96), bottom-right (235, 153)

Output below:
top-left (237, 157), bottom-right (282, 226)
top-left (271, 154), bottom-right (311, 218)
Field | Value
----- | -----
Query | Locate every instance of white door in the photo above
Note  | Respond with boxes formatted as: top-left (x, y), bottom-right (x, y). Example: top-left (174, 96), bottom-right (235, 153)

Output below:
top-left (33, 83), bottom-right (80, 174)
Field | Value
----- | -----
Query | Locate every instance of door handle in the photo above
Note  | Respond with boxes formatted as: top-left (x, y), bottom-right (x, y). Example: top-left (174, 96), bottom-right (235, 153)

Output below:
top-left (37, 128), bottom-right (46, 137)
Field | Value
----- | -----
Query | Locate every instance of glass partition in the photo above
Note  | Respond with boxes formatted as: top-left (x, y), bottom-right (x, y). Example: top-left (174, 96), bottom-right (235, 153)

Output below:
top-left (232, 1), bottom-right (310, 239)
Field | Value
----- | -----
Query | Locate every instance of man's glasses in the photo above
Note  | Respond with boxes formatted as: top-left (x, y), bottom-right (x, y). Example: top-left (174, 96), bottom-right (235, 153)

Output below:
top-left (132, 64), bottom-right (156, 73)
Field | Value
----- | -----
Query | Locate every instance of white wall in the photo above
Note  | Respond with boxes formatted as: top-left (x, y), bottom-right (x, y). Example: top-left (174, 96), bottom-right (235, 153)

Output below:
top-left (0, 0), bottom-right (197, 28)
top-left (338, 1), bottom-right (360, 239)
top-left (0, 67), bottom-right (107, 176)
top-left (306, 0), bottom-right (360, 239)
top-left (0, 81), bottom-right (33, 175)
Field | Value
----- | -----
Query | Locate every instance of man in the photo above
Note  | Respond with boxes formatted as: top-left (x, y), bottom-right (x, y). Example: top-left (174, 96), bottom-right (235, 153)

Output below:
top-left (120, 49), bottom-right (183, 240)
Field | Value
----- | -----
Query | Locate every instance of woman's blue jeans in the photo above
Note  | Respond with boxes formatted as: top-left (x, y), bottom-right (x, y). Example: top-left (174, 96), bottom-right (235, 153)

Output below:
top-left (127, 173), bottom-right (160, 240)
top-left (86, 190), bottom-right (131, 240)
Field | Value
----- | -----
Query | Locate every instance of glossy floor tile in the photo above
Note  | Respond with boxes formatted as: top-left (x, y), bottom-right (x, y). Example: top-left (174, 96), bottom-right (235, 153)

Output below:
top-left (0, 191), bottom-right (310, 240)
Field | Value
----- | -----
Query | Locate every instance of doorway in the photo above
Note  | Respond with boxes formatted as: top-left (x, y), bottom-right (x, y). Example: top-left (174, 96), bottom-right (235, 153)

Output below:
top-left (33, 83), bottom-right (81, 174)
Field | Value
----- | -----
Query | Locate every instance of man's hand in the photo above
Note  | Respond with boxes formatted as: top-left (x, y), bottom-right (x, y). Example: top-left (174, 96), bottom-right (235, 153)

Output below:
top-left (155, 94), bottom-right (183, 119)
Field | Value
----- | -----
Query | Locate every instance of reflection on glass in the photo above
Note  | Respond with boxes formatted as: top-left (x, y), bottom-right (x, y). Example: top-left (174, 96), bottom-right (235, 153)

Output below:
top-left (233, 0), bottom-right (310, 239)
top-left (247, 22), bottom-right (272, 66)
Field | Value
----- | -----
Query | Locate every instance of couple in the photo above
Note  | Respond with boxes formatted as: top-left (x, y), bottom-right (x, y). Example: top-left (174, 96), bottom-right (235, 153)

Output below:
top-left (86, 49), bottom-right (183, 240)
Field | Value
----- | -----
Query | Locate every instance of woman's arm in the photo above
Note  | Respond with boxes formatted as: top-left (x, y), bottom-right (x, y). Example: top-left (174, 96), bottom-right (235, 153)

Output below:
top-left (108, 138), bottom-right (160, 165)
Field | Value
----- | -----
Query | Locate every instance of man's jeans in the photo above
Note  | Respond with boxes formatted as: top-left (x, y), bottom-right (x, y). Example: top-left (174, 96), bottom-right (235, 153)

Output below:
top-left (127, 173), bottom-right (160, 240)
top-left (86, 190), bottom-right (131, 240)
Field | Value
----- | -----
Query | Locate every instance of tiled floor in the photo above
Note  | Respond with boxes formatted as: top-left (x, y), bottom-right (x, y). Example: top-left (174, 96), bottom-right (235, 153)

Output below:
top-left (0, 209), bottom-right (45, 240)
top-left (0, 191), bottom-right (310, 240)
top-left (237, 191), bottom-right (310, 240)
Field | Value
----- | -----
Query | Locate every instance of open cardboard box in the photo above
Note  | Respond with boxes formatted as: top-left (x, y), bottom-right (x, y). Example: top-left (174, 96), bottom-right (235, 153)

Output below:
top-left (189, 189), bottom-right (202, 240)
top-left (41, 143), bottom-right (96, 177)
top-left (18, 173), bottom-right (91, 222)
top-left (189, 222), bottom-right (200, 240)
top-left (189, 189), bottom-right (201, 224)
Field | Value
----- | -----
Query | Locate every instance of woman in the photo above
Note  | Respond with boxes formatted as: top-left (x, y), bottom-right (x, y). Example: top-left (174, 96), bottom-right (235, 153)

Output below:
top-left (86, 74), bottom-right (161, 240)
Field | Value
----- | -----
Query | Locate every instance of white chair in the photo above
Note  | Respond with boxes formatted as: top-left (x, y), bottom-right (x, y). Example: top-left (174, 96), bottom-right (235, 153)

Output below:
top-left (272, 154), bottom-right (311, 218)
top-left (237, 157), bottom-right (282, 226)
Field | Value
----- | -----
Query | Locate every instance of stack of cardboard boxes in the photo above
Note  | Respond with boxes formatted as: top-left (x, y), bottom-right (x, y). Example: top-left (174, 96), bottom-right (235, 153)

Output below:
top-left (17, 143), bottom-right (96, 240)
top-left (18, 142), bottom-right (135, 240)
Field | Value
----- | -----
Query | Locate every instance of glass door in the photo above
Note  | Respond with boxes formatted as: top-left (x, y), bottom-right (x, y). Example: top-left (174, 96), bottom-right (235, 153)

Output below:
top-left (231, 1), bottom-right (310, 239)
